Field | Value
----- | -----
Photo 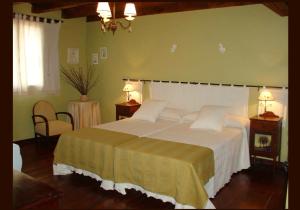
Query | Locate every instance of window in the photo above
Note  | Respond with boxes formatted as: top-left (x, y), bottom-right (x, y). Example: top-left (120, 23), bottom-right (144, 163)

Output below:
top-left (13, 14), bottom-right (61, 94)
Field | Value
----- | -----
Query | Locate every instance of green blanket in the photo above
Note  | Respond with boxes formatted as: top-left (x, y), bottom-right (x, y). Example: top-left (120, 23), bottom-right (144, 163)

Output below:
top-left (54, 128), bottom-right (137, 180)
top-left (114, 137), bottom-right (214, 209)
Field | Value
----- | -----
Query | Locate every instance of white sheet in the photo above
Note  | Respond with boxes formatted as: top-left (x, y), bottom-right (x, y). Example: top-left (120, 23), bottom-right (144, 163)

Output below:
top-left (147, 122), bottom-right (250, 197)
top-left (94, 118), bottom-right (179, 137)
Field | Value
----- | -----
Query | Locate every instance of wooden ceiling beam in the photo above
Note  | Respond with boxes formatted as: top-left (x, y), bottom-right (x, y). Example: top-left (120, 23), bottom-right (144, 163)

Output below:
top-left (62, 3), bottom-right (98, 19)
top-left (62, 2), bottom-right (141, 19)
top-left (31, 2), bottom-right (94, 13)
top-left (86, 2), bottom-right (257, 22)
top-left (263, 1), bottom-right (288, 16)
top-left (14, 1), bottom-right (288, 19)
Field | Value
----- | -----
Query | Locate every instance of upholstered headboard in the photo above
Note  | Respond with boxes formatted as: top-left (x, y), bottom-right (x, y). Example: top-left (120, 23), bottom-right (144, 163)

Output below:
top-left (149, 82), bottom-right (249, 117)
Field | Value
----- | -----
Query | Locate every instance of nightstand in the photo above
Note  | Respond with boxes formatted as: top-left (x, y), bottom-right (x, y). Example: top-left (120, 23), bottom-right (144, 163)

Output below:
top-left (249, 116), bottom-right (282, 169)
top-left (115, 101), bottom-right (141, 120)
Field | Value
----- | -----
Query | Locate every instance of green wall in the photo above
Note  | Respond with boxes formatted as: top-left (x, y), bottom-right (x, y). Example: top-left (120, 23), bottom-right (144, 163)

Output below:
top-left (13, 4), bottom-right (288, 161)
top-left (13, 3), bottom-right (87, 140)
top-left (86, 4), bottom-right (288, 161)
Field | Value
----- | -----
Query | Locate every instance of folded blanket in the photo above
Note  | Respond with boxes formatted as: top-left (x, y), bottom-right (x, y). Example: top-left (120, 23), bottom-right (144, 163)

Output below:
top-left (54, 128), bottom-right (137, 180)
top-left (114, 137), bottom-right (214, 208)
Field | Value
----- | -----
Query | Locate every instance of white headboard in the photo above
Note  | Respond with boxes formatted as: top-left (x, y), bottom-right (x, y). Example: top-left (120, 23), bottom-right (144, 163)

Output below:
top-left (149, 82), bottom-right (249, 117)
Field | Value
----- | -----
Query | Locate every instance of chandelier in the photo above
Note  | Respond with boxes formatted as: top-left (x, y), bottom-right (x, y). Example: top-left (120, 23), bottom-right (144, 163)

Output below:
top-left (96, 2), bottom-right (137, 35)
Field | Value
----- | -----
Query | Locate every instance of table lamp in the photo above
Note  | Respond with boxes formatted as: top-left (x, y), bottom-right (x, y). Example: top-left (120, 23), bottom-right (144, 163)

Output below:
top-left (123, 83), bottom-right (134, 102)
top-left (258, 90), bottom-right (278, 118)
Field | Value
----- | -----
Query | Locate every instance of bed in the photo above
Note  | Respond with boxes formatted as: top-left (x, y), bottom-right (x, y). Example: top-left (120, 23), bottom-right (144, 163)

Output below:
top-left (53, 118), bottom-right (180, 187)
top-left (53, 82), bottom-right (251, 209)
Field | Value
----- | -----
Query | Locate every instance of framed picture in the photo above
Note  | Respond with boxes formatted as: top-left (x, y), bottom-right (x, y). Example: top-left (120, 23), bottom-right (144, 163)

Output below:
top-left (67, 48), bottom-right (79, 64)
top-left (254, 133), bottom-right (272, 152)
top-left (100, 47), bottom-right (108, 59)
top-left (91, 53), bottom-right (99, 64)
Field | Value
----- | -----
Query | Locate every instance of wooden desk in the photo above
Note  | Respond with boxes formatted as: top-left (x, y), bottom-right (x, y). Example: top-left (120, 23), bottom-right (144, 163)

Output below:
top-left (13, 170), bottom-right (62, 209)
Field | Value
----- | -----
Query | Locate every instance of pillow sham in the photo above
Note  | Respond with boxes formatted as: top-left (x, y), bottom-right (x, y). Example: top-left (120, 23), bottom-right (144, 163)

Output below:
top-left (131, 99), bottom-right (167, 122)
top-left (181, 111), bottom-right (200, 123)
top-left (158, 107), bottom-right (188, 122)
top-left (190, 105), bottom-right (229, 131)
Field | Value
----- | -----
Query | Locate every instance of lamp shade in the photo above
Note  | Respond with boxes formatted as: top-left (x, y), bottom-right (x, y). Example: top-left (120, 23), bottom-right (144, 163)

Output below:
top-left (123, 84), bottom-right (134, 92)
top-left (97, 2), bottom-right (112, 18)
top-left (258, 90), bottom-right (274, 101)
top-left (124, 3), bottom-right (136, 21)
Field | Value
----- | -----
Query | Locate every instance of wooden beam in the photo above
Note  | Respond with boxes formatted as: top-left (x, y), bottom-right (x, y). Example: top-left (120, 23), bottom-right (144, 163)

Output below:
top-left (86, 2), bottom-right (258, 22)
top-left (263, 2), bottom-right (288, 16)
top-left (31, 2), bottom-right (93, 13)
top-left (62, 2), bottom-right (129, 19)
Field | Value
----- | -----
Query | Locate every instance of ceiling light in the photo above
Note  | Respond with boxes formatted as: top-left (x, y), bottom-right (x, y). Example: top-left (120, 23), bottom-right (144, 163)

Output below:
top-left (96, 2), bottom-right (137, 35)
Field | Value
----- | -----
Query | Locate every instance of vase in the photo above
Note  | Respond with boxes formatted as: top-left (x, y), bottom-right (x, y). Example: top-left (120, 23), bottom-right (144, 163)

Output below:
top-left (80, 95), bottom-right (88, 102)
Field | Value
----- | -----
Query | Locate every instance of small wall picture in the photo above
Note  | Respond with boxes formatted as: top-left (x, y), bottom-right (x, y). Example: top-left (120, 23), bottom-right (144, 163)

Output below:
top-left (92, 53), bottom-right (99, 64)
top-left (254, 133), bottom-right (272, 152)
top-left (100, 47), bottom-right (108, 59)
top-left (67, 48), bottom-right (79, 64)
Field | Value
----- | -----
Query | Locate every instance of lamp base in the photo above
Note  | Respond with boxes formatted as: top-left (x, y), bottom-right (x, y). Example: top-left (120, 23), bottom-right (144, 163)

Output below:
top-left (259, 111), bottom-right (279, 118)
top-left (128, 99), bottom-right (138, 104)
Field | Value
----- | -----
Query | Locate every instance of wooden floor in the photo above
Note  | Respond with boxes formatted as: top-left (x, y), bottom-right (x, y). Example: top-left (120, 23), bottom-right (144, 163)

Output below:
top-left (16, 138), bottom-right (288, 209)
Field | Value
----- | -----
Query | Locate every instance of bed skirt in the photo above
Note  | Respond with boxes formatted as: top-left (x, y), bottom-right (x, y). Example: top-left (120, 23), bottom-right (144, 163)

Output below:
top-left (53, 163), bottom-right (215, 209)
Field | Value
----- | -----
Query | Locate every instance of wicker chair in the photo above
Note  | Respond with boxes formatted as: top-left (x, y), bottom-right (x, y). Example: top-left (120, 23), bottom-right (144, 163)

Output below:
top-left (32, 100), bottom-right (74, 138)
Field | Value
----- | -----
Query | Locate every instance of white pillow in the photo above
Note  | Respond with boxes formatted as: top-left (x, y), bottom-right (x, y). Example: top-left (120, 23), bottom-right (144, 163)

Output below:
top-left (224, 114), bottom-right (249, 129)
top-left (181, 111), bottom-right (200, 123)
top-left (131, 99), bottom-right (167, 122)
top-left (190, 105), bottom-right (229, 131)
top-left (158, 108), bottom-right (188, 122)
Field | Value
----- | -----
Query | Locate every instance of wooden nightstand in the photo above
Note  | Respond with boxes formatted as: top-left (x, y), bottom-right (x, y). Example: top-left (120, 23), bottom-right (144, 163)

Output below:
top-left (115, 100), bottom-right (141, 120)
top-left (249, 116), bottom-right (282, 169)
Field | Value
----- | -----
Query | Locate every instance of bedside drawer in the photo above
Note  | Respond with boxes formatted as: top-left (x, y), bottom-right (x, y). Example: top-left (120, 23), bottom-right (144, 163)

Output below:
top-left (250, 120), bottom-right (279, 132)
top-left (118, 106), bottom-right (138, 116)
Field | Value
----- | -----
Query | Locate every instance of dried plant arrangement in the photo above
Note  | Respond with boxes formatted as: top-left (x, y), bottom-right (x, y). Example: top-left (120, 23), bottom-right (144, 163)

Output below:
top-left (60, 66), bottom-right (99, 100)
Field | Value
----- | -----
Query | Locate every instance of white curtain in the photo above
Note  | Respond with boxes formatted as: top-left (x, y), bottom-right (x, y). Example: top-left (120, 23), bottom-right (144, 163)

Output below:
top-left (13, 14), bottom-right (61, 94)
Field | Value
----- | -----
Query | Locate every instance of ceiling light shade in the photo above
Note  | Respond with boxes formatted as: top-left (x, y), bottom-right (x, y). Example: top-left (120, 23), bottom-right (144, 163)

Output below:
top-left (97, 2), bottom-right (112, 18)
top-left (124, 3), bottom-right (136, 20)
top-left (97, 2), bottom-right (137, 35)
